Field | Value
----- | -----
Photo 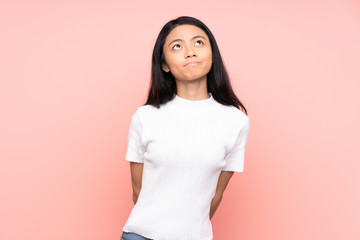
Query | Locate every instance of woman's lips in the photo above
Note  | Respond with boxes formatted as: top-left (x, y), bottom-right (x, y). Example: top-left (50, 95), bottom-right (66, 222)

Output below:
top-left (184, 61), bottom-right (200, 66)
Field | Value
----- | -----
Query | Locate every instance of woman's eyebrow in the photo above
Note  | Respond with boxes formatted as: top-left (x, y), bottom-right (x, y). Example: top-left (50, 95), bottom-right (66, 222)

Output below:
top-left (167, 35), bottom-right (206, 47)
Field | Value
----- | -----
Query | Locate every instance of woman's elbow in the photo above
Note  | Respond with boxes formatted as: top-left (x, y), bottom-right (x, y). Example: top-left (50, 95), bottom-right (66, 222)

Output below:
top-left (132, 189), bottom-right (141, 204)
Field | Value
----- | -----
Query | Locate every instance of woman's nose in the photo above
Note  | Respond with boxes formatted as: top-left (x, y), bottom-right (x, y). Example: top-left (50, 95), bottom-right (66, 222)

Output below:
top-left (184, 46), bottom-right (197, 58)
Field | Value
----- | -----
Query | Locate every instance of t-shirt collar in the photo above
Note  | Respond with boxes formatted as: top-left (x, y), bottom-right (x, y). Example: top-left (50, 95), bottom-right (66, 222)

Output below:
top-left (169, 92), bottom-right (216, 114)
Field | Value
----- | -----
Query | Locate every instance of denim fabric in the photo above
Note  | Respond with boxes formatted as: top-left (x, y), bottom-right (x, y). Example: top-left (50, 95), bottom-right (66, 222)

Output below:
top-left (120, 231), bottom-right (153, 240)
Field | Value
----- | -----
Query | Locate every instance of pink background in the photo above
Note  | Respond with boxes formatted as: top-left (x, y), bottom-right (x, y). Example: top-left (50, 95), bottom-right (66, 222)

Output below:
top-left (1, 0), bottom-right (359, 239)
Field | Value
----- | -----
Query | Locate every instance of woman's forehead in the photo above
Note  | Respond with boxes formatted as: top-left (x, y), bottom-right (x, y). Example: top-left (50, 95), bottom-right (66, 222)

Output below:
top-left (166, 24), bottom-right (208, 42)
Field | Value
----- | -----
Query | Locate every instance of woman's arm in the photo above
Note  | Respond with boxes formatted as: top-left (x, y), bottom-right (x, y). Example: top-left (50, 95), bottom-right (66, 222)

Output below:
top-left (130, 162), bottom-right (144, 204)
top-left (209, 170), bottom-right (234, 219)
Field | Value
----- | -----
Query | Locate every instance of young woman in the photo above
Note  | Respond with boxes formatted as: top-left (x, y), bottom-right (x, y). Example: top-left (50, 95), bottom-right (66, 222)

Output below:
top-left (121, 16), bottom-right (250, 240)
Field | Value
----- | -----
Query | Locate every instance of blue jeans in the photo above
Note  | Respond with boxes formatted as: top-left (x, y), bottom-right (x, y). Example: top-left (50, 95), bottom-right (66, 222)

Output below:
top-left (120, 231), bottom-right (153, 240)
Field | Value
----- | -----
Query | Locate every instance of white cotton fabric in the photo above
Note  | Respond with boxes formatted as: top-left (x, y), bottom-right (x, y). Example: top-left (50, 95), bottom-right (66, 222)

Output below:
top-left (123, 92), bottom-right (250, 240)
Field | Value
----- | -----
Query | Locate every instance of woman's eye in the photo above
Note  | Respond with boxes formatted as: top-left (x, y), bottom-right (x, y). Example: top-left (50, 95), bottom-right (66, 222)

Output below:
top-left (195, 40), bottom-right (203, 46)
top-left (173, 44), bottom-right (181, 50)
top-left (172, 41), bottom-right (202, 50)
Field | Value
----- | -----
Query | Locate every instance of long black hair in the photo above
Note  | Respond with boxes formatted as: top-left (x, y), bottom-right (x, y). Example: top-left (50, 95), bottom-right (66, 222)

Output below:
top-left (144, 16), bottom-right (247, 115)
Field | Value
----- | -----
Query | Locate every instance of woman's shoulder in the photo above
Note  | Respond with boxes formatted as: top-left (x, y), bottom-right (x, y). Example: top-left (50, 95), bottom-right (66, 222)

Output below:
top-left (215, 101), bottom-right (248, 121)
top-left (136, 103), bottom-right (162, 114)
top-left (131, 103), bottom-right (163, 119)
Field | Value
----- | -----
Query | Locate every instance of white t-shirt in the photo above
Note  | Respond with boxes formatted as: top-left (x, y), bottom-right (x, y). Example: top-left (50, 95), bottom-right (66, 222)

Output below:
top-left (123, 93), bottom-right (250, 240)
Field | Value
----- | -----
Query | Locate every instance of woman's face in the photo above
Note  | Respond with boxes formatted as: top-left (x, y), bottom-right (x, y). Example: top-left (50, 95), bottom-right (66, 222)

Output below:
top-left (162, 24), bottom-right (212, 82)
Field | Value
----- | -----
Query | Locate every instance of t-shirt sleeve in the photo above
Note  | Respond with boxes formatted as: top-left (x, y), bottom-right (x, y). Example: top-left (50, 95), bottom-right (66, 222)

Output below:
top-left (125, 109), bottom-right (145, 163)
top-left (222, 116), bottom-right (250, 172)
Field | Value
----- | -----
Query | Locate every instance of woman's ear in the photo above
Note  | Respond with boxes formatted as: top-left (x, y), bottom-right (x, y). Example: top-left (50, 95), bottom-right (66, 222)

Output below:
top-left (162, 62), bottom-right (170, 72)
